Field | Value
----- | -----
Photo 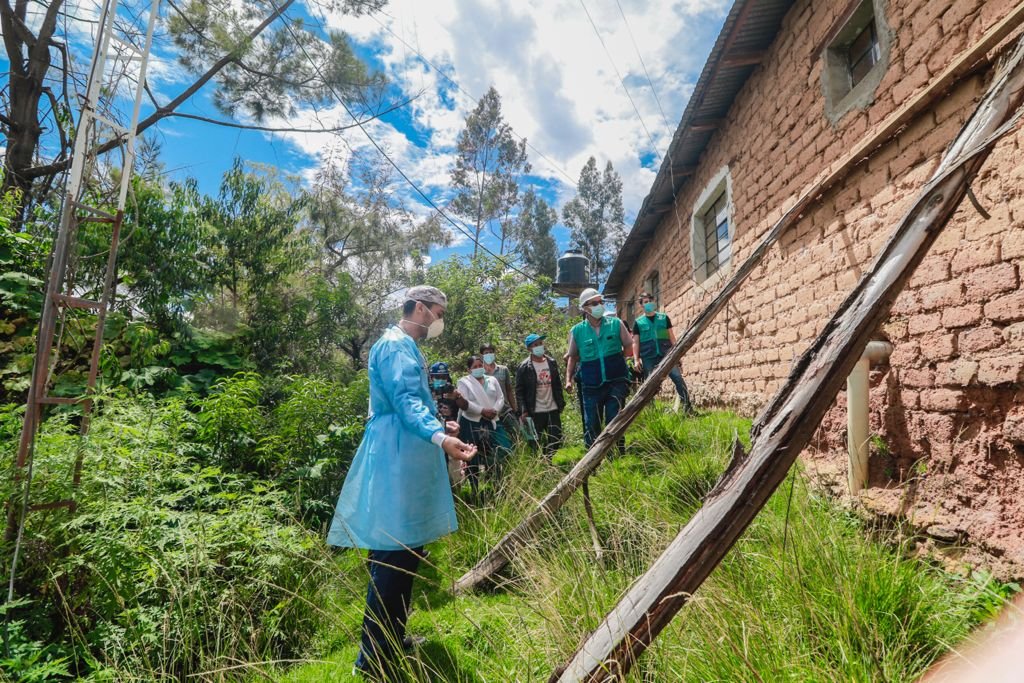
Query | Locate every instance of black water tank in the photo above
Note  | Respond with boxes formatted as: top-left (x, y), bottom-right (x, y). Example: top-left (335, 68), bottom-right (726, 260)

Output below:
top-left (556, 249), bottom-right (590, 285)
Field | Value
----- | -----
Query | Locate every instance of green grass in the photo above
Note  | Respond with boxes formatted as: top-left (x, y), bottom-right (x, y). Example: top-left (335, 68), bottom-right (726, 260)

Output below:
top-left (266, 406), bottom-right (1014, 682)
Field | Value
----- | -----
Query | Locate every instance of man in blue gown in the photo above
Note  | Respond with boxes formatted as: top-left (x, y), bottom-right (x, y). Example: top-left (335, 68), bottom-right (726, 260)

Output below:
top-left (328, 285), bottom-right (477, 679)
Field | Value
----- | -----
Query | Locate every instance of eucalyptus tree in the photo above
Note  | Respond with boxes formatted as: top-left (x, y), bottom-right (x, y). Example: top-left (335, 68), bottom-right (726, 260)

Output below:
top-left (561, 156), bottom-right (626, 284)
top-left (449, 87), bottom-right (530, 256)
top-left (515, 187), bottom-right (557, 280)
top-left (306, 150), bottom-right (448, 367)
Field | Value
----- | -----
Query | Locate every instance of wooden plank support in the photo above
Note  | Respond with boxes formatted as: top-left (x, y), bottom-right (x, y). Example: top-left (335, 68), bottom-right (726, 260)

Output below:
top-left (721, 50), bottom-right (766, 68)
top-left (454, 4), bottom-right (1024, 595)
top-left (688, 118), bottom-right (724, 132)
top-left (69, 200), bottom-right (116, 221)
top-left (38, 396), bottom-right (80, 405)
top-left (551, 37), bottom-right (1024, 683)
top-left (53, 293), bottom-right (102, 310)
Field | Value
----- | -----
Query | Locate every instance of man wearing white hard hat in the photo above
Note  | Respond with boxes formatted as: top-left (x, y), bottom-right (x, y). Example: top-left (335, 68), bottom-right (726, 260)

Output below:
top-left (565, 288), bottom-right (633, 452)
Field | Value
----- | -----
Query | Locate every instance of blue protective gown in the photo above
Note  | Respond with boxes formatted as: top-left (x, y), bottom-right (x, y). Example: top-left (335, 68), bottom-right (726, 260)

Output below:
top-left (327, 325), bottom-right (457, 550)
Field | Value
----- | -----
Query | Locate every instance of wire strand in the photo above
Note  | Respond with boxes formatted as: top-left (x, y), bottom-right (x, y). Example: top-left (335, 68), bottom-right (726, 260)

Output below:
top-left (578, 0), bottom-right (661, 158)
top-left (266, 0), bottom-right (546, 286)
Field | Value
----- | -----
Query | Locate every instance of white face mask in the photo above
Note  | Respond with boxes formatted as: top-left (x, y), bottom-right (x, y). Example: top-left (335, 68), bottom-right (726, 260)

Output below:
top-left (410, 302), bottom-right (445, 339)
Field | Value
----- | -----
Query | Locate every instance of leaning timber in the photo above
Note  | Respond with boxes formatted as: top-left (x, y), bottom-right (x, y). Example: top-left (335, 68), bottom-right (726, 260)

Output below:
top-left (452, 10), bottom-right (1024, 594)
top-left (550, 36), bottom-right (1024, 683)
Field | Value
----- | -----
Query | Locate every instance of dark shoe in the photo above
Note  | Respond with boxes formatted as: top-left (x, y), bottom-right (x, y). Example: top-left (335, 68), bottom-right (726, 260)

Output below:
top-left (402, 634), bottom-right (426, 651)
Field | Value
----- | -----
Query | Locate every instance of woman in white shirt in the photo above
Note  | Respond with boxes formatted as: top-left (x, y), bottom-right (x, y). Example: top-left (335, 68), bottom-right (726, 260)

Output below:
top-left (457, 355), bottom-right (512, 499)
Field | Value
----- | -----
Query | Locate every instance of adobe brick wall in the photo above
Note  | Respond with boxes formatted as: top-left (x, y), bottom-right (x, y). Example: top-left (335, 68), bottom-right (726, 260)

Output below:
top-left (618, 0), bottom-right (1024, 577)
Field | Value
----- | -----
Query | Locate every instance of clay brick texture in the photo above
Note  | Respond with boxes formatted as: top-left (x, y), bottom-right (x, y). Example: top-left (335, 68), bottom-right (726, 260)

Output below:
top-left (615, 0), bottom-right (1024, 576)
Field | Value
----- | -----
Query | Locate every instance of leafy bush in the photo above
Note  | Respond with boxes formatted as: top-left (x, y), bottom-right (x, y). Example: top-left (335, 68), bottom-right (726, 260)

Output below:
top-left (259, 373), bottom-right (368, 526)
top-left (1, 393), bottom-right (338, 681)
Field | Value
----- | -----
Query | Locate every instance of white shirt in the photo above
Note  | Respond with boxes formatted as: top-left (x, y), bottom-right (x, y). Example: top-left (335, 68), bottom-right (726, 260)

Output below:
top-left (457, 374), bottom-right (505, 426)
top-left (531, 357), bottom-right (557, 413)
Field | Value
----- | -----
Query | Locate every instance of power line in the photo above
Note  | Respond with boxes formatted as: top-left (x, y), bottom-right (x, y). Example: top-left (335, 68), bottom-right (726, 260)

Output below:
top-left (614, 0), bottom-right (670, 131)
top-left (265, 0), bottom-right (546, 286)
top-left (359, 7), bottom-right (579, 188)
top-left (578, 0), bottom-right (661, 159)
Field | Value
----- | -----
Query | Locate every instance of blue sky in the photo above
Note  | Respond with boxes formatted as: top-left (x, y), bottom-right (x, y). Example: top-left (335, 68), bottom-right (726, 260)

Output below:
top-left (9, 0), bottom-right (730, 267)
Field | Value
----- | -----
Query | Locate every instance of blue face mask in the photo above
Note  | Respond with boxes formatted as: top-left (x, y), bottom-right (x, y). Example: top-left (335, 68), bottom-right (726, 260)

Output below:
top-left (588, 304), bottom-right (605, 318)
top-left (471, 367), bottom-right (486, 379)
top-left (643, 302), bottom-right (656, 313)
top-left (430, 379), bottom-right (446, 389)
top-left (482, 353), bottom-right (496, 365)
top-left (531, 345), bottom-right (546, 357)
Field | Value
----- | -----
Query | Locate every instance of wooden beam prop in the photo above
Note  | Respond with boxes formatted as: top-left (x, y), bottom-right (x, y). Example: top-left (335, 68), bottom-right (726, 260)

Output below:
top-left (454, 11), bottom-right (1024, 596)
top-left (551, 39), bottom-right (1024, 683)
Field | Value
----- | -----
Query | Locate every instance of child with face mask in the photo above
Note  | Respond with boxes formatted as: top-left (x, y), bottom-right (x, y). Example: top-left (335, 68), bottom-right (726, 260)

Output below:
top-left (429, 361), bottom-right (469, 487)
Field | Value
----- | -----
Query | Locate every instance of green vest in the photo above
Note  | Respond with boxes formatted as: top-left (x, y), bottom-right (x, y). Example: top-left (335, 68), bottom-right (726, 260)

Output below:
top-left (572, 316), bottom-right (628, 386)
top-left (635, 313), bottom-right (671, 361)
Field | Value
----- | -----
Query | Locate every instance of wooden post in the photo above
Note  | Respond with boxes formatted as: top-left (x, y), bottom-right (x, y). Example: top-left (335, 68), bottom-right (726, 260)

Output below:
top-left (551, 38), bottom-right (1024, 683)
top-left (454, 13), bottom-right (1024, 595)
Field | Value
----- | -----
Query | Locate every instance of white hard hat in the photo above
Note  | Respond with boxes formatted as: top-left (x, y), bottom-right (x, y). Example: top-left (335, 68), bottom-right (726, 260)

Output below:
top-left (579, 287), bottom-right (601, 307)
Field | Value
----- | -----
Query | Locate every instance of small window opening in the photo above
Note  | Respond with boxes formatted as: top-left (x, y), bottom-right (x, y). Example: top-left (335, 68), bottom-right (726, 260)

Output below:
top-left (645, 271), bottom-right (661, 308)
top-left (847, 19), bottom-right (880, 88)
top-left (821, 0), bottom-right (890, 124)
top-left (701, 192), bottom-right (730, 278)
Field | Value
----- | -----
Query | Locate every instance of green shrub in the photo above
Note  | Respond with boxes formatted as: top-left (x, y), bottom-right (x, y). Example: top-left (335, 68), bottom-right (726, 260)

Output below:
top-left (1, 393), bottom-right (337, 681)
top-left (259, 372), bottom-right (368, 526)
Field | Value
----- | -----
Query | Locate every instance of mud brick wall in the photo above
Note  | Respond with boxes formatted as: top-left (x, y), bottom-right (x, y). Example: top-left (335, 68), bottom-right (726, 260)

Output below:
top-left (617, 0), bottom-right (1024, 575)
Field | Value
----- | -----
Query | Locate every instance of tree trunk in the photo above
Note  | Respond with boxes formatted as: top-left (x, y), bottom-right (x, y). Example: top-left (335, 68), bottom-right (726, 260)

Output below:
top-left (0, 0), bottom-right (64, 225)
top-left (551, 37), bottom-right (1024, 683)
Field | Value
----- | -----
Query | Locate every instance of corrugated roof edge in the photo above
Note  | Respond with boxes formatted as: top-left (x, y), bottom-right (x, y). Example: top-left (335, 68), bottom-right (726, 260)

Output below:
top-left (604, 0), bottom-right (796, 296)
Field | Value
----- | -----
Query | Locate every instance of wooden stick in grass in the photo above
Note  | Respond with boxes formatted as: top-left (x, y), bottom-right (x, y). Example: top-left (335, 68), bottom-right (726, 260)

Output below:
top-left (550, 38), bottom-right (1024, 683)
top-left (453, 12), bottom-right (1024, 595)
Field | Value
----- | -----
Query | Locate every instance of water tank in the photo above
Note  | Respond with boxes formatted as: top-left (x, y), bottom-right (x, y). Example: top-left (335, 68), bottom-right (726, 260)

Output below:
top-left (556, 249), bottom-right (590, 285)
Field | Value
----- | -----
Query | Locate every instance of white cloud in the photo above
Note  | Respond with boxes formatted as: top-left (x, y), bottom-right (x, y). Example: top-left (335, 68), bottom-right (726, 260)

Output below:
top-left (278, 0), bottom-right (728, 230)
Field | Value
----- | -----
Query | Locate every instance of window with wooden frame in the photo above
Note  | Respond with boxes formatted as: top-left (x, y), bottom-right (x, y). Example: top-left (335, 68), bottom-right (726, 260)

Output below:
top-left (700, 193), bottom-right (730, 278)
top-left (644, 271), bottom-right (661, 308)
top-left (820, 0), bottom-right (891, 124)
top-left (847, 19), bottom-right (881, 87)
top-left (690, 166), bottom-right (733, 285)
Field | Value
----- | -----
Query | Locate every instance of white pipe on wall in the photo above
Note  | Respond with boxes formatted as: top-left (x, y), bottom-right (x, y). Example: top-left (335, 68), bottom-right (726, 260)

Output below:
top-left (847, 341), bottom-right (894, 494)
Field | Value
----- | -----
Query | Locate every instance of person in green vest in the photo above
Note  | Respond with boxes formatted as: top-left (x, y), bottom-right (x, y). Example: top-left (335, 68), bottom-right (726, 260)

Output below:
top-left (631, 291), bottom-right (695, 415)
top-left (565, 288), bottom-right (633, 450)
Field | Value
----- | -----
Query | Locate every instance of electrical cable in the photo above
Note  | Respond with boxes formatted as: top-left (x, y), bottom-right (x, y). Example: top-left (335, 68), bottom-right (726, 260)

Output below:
top-left (614, 0), bottom-right (670, 131)
top-left (578, 0), bottom-right (661, 158)
top-left (267, 0), bottom-right (547, 286)
top-left (357, 8), bottom-right (578, 188)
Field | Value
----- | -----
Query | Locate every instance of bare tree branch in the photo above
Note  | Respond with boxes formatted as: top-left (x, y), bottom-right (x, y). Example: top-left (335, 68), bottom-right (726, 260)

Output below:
top-left (22, 0), bottom-right (298, 182)
top-left (161, 91), bottom-right (419, 133)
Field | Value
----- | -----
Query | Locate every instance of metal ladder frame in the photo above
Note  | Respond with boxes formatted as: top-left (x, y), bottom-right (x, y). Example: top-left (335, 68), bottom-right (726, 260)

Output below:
top-left (5, 0), bottom-right (161, 548)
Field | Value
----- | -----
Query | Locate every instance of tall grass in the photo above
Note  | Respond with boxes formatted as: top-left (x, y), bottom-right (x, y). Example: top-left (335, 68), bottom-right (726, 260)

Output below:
top-left (281, 406), bottom-right (1014, 682)
top-left (3, 397), bottom-right (1011, 682)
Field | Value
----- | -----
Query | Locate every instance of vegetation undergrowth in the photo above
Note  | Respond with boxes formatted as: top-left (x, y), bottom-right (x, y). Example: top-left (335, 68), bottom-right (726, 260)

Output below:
top-left (275, 405), bottom-right (1015, 683)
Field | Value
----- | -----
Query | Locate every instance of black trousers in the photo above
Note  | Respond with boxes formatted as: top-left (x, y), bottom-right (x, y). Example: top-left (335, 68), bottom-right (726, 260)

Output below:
top-left (355, 547), bottom-right (423, 678)
top-left (531, 410), bottom-right (563, 459)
